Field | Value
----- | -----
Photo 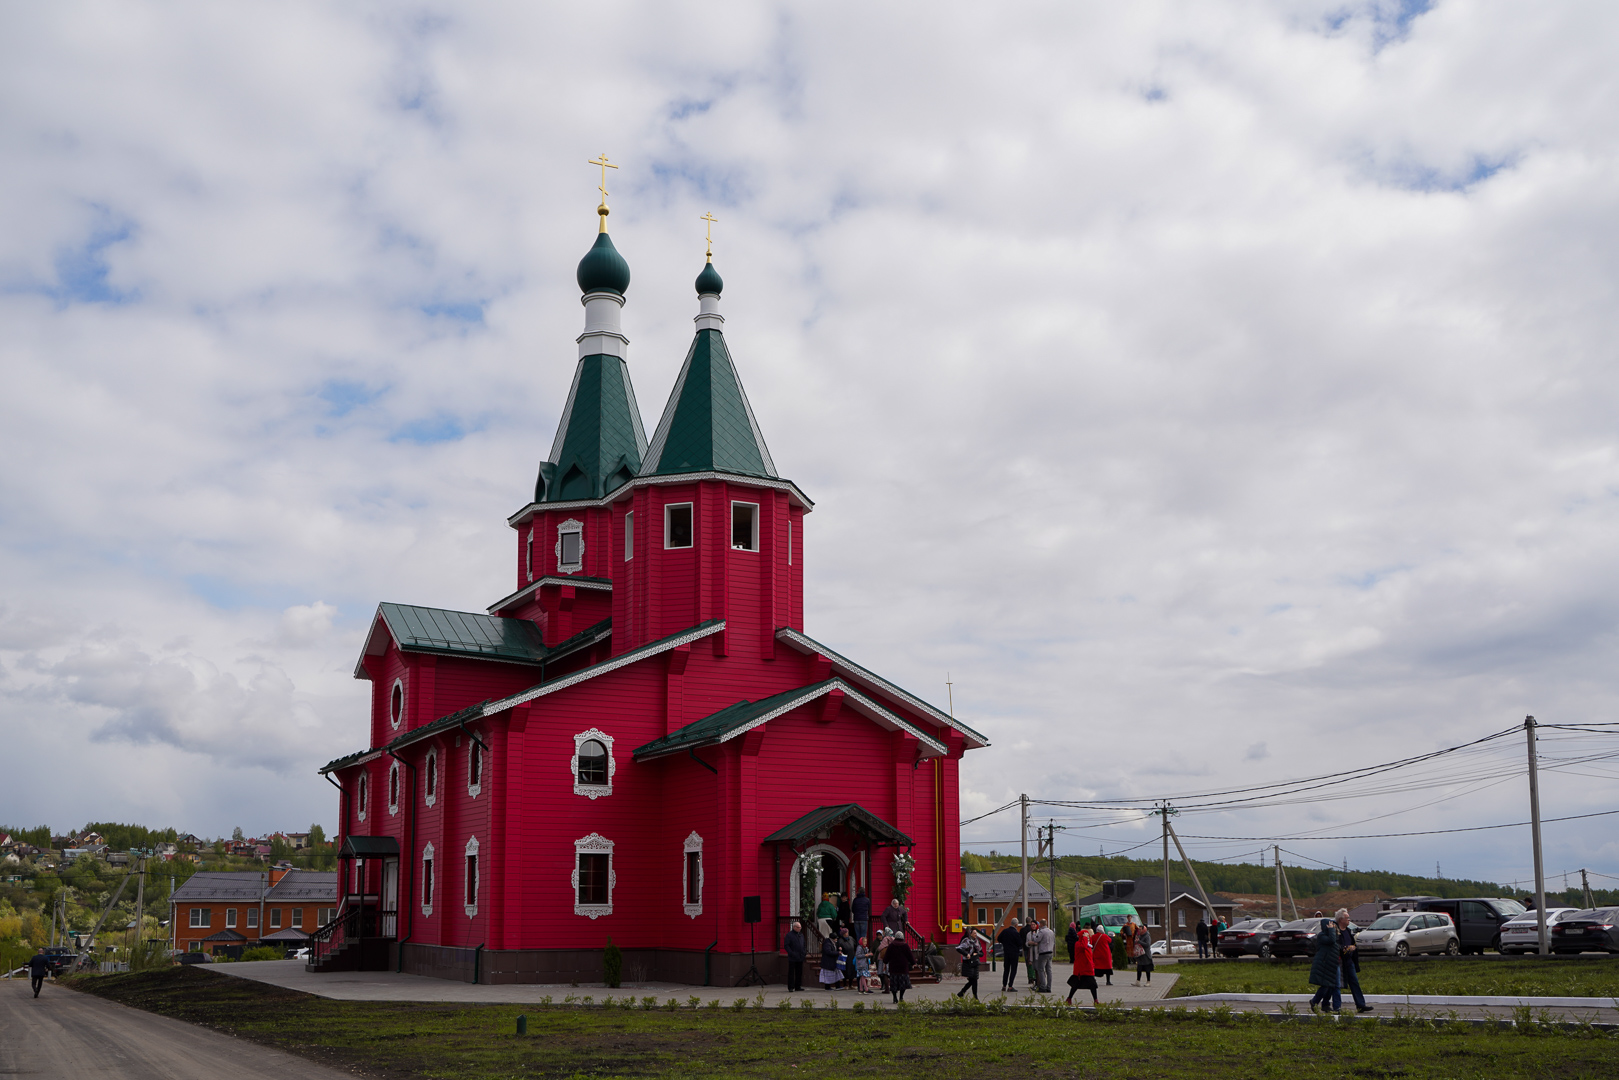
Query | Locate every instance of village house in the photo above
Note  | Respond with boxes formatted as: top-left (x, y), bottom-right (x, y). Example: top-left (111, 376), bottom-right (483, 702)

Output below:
top-left (169, 868), bottom-right (338, 957)
top-left (1071, 878), bottom-right (1241, 942)
top-left (962, 872), bottom-right (1054, 929)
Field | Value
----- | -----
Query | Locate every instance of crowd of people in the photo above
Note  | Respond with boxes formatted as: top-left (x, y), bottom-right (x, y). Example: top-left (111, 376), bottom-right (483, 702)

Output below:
top-left (781, 890), bottom-right (920, 1003)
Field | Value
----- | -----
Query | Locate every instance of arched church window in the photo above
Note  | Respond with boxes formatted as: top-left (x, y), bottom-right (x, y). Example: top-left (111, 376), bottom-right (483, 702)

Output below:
top-left (467, 737), bottom-right (483, 798)
top-left (356, 774), bottom-right (368, 822)
top-left (387, 761), bottom-right (400, 815)
top-left (424, 751), bottom-right (437, 806)
top-left (571, 729), bottom-right (616, 798)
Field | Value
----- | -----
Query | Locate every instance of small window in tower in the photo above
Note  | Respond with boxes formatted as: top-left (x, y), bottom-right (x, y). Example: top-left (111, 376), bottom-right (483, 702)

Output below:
top-left (787, 521), bottom-right (793, 565)
top-left (731, 502), bottom-right (758, 551)
top-left (468, 739), bottom-right (483, 796)
top-left (389, 680), bottom-right (404, 729)
top-left (665, 503), bottom-right (693, 548)
top-left (525, 528), bottom-right (534, 581)
top-left (623, 511), bottom-right (634, 560)
top-left (425, 752), bottom-right (437, 805)
top-left (557, 522), bottom-right (583, 571)
top-left (577, 739), bottom-right (608, 786)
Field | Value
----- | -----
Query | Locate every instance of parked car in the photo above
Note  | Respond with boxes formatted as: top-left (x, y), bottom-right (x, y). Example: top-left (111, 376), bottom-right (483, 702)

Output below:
top-left (1268, 919), bottom-right (1325, 958)
top-left (1355, 911), bottom-right (1459, 957)
top-left (1150, 937), bottom-right (1197, 956)
top-left (1078, 902), bottom-right (1142, 933)
top-left (1416, 898), bottom-right (1526, 954)
top-left (41, 948), bottom-right (78, 976)
top-left (1498, 908), bottom-right (1579, 954)
top-left (1549, 908), bottom-right (1619, 955)
top-left (176, 951), bottom-right (213, 965)
top-left (1217, 919), bottom-right (1285, 958)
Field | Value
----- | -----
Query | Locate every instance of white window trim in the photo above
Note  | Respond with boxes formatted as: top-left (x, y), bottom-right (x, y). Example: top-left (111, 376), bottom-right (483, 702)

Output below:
top-left (423, 750), bottom-right (438, 808)
top-left (464, 836), bottom-right (480, 917)
top-left (572, 833), bottom-right (616, 919)
top-left (730, 500), bottom-right (759, 552)
top-left (683, 831), bottom-right (704, 919)
top-left (664, 502), bottom-right (694, 549)
top-left (555, 518), bottom-right (584, 574)
top-left (356, 774), bottom-right (368, 823)
top-left (787, 520), bottom-right (793, 565)
top-left (421, 842), bottom-right (435, 916)
top-left (571, 728), bottom-right (616, 799)
top-left (226, 908), bottom-right (237, 928)
top-left (623, 511), bottom-right (634, 561)
top-left (525, 527), bottom-right (534, 582)
top-left (387, 760), bottom-right (401, 816)
top-left (467, 737), bottom-right (483, 799)
top-left (389, 678), bottom-right (405, 730)
top-left (190, 908), bottom-right (203, 928)
top-left (246, 908), bottom-right (258, 929)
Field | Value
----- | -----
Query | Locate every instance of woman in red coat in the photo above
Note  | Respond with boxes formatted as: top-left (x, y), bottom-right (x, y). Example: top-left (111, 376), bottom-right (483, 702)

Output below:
top-left (1089, 920), bottom-right (1115, 987)
top-left (1065, 925), bottom-right (1098, 1005)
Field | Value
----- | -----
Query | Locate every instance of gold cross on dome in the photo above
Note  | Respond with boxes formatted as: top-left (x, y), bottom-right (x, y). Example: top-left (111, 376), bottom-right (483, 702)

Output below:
top-left (701, 211), bottom-right (718, 258)
top-left (589, 153), bottom-right (618, 204)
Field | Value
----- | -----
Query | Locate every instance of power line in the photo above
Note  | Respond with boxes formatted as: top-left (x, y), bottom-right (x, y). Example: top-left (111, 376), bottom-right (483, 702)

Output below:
top-left (1177, 805), bottom-right (1619, 842)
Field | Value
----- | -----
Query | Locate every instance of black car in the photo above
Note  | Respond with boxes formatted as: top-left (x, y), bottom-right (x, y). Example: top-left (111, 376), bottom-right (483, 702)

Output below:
top-left (1549, 908), bottom-right (1619, 954)
top-left (1268, 919), bottom-right (1327, 958)
top-left (176, 950), bottom-right (214, 965)
top-left (1217, 919), bottom-right (1284, 958)
top-left (41, 948), bottom-right (79, 976)
top-left (1416, 897), bottom-right (1526, 954)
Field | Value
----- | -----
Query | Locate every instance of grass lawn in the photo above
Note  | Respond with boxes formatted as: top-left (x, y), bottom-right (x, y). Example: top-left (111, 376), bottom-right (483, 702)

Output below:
top-left (1169, 957), bottom-right (1619, 1000)
top-left (66, 966), bottom-right (1619, 1080)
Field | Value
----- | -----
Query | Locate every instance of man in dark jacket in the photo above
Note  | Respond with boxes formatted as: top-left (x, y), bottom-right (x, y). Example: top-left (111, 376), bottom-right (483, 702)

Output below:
top-left (1196, 916), bottom-right (1210, 959)
top-left (1065, 921), bottom-right (1080, 964)
top-left (27, 948), bottom-right (52, 997)
top-left (783, 921), bottom-right (807, 992)
top-left (997, 919), bottom-right (1024, 992)
top-left (852, 888), bottom-right (872, 945)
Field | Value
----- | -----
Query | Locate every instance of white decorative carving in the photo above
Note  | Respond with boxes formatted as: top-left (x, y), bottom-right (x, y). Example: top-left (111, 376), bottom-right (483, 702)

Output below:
top-left (389, 678), bottom-right (405, 729)
top-left (356, 774), bottom-right (367, 823)
top-left (467, 736), bottom-right (483, 799)
top-left (387, 760), bottom-right (400, 816)
top-left (554, 518), bottom-right (584, 574)
top-left (683, 831), bottom-right (704, 919)
top-left (464, 836), bottom-right (480, 917)
top-left (421, 842), bottom-right (434, 916)
top-left (571, 728), bottom-right (616, 798)
top-left (572, 833), bottom-right (615, 919)
top-left (423, 750), bottom-right (437, 808)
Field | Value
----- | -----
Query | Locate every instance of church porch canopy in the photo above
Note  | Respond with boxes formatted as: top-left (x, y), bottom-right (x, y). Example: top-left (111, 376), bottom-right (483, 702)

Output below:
top-left (760, 803), bottom-right (913, 850)
top-left (339, 835), bottom-right (400, 860)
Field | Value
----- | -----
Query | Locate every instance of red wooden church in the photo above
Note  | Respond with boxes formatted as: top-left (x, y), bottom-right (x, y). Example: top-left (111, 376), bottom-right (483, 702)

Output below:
top-left (316, 191), bottom-right (988, 984)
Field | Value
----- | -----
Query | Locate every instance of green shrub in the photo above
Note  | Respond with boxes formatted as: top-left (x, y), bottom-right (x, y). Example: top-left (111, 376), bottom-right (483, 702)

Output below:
top-left (603, 938), bottom-right (622, 988)
top-left (240, 946), bottom-right (282, 963)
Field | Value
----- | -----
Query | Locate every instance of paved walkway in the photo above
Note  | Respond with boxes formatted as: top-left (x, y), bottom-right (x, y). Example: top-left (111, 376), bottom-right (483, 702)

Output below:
top-left (212, 959), bottom-right (1178, 1006)
top-left (0, 976), bottom-right (352, 1080)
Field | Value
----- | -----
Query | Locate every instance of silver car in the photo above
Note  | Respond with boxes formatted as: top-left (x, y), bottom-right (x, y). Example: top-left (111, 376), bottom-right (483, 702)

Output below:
top-left (1355, 911), bottom-right (1459, 957)
top-left (1498, 908), bottom-right (1578, 954)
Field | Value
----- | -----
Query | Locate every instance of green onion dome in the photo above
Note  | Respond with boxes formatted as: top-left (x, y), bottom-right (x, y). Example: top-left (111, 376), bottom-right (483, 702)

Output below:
top-left (576, 231), bottom-right (631, 296)
top-left (695, 259), bottom-right (723, 296)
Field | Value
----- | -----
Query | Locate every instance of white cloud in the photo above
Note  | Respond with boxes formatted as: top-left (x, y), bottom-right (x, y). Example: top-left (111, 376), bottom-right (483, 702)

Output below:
top-left (1, 1), bottom-right (1617, 882)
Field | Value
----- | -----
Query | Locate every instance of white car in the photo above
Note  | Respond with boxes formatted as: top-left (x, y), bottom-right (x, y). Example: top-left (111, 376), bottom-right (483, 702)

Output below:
top-left (1150, 937), bottom-right (1197, 956)
top-left (1355, 912), bottom-right (1459, 957)
top-left (1498, 908), bottom-right (1578, 954)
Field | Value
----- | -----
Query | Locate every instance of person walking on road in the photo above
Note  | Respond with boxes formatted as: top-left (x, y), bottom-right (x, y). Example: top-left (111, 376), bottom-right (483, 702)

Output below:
top-left (1066, 923), bottom-right (1099, 1006)
top-left (1307, 918), bottom-right (1343, 1013)
top-left (784, 921), bottom-right (807, 992)
top-left (1336, 908), bottom-right (1372, 1013)
top-left (1034, 918), bottom-right (1056, 993)
top-left (997, 919), bottom-right (1023, 993)
top-left (955, 928), bottom-right (984, 999)
top-left (1090, 920), bottom-right (1115, 986)
top-left (1128, 921), bottom-right (1155, 984)
top-left (1196, 916), bottom-right (1210, 959)
top-left (27, 948), bottom-right (51, 997)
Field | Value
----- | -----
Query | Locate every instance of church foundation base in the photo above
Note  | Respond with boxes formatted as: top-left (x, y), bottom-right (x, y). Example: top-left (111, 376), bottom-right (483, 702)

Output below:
top-left (398, 943), bottom-right (789, 986)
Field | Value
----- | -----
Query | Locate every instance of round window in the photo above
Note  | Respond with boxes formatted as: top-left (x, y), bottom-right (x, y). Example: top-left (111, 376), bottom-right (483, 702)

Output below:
top-left (577, 739), bottom-right (608, 785)
top-left (390, 681), bottom-right (404, 728)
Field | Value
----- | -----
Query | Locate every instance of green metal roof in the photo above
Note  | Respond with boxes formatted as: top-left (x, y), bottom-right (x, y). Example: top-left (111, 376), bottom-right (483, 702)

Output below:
top-left (633, 680), bottom-right (839, 761)
top-left (539, 353), bottom-right (648, 502)
top-left (339, 835), bottom-right (400, 859)
top-left (378, 603), bottom-right (547, 664)
top-left (759, 804), bottom-right (913, 848)
top-left (642, 329), bottom-right (776, 479)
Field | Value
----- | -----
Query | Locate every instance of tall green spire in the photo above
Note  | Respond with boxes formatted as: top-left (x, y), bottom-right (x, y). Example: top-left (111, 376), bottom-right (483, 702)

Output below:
top-left (536, 353), bottom-right (648, 502)
top-left (641, 262), bottom-right (776, 479)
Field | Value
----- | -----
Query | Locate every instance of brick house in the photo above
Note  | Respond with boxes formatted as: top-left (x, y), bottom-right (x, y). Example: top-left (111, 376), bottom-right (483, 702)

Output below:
top-left (962, 872), bottom-right (1053, 930)
top-left (1071, 878), bottom-right (1240, 943)
top-left (170, 869), bottom-right (338, 956)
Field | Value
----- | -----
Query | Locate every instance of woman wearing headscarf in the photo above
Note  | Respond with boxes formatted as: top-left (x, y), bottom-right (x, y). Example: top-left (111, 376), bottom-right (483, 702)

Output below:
top-left (884, 932), bottom-right (914, 1003)
top-left (819, 931), bottom-right (842, 992)
top-left (1090, 919), bottom-right (1115, 986)
top-left (1066, 922), bottom-right (1098, 1005)
top-left (1307, 918), bottom-right (1343, 1013)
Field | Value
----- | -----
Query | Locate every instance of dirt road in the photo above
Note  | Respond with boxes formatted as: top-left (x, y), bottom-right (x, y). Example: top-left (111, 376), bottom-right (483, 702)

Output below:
top-left (0, 975), bottom-right (355, 1080)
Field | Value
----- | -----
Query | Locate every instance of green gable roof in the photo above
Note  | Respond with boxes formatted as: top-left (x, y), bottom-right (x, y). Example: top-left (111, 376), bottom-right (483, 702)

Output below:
top-left (633, 680), bottom-right (838, 761)
top-left (759, 803), bottom-right (913, 848)
top-left (537, 353), bottom-right (648, 502)
top-left (641, 329), bottom-right (776, 479)
top-left (377, 603), bottom-right (548, 664)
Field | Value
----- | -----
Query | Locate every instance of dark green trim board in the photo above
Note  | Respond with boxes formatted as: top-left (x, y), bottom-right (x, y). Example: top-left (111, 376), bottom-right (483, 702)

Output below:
top-left (642, 329), bottom-right (777, 479)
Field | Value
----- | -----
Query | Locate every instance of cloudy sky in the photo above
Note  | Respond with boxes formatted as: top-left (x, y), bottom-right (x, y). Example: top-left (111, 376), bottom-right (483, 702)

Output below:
top-left (3, 1), bottom-right (1617, 889)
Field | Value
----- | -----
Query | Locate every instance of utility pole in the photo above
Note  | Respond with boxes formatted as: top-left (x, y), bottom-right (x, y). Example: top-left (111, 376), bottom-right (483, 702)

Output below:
top-left (1525, 716), bottom-right (1549, 956)
top-left (1581, 869), bottom-right (1594, 910)
top-left (1018, 794), bottom-right (1030, 929)
top-left (133, 853), bottom-right (147, 957)
top-left (1160, 804), bottom-right (1174, 946)
top-left (1044, 822), bottom-right (1057, 928)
